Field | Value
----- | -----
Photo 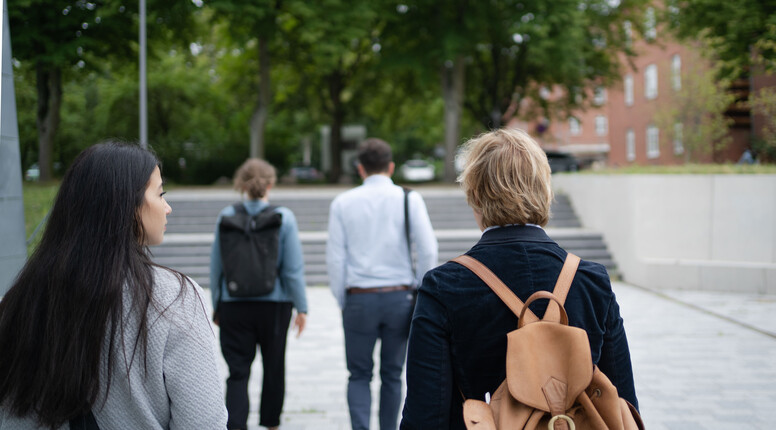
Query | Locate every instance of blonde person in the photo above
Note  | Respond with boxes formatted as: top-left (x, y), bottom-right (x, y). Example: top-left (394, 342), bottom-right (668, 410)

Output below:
top-left (0, 142), bottom-right (226, 429)
top-left (400, 128), bottom-right (638, 429)
top-left (210, 159), bottom-right (308, 430)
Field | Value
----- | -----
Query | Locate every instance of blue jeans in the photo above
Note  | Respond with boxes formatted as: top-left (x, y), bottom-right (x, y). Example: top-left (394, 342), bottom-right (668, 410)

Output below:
top-left (343, 289), bottom-right (415, 430)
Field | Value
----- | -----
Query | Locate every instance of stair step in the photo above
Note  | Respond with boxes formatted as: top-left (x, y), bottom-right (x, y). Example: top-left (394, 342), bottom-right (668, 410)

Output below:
top-left (152, 192), bottom-right (617, 289)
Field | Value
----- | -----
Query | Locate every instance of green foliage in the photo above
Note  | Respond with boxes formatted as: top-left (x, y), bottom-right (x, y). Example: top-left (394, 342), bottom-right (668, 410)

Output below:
top-left (666, 0), bottom-right (776, 79)
top-left (10, 0), bottom-right (687, 184)
top-left (9, 0), bottom-right (134, 70)
top-left (654, 56), bottom-right (734, 161)
top-left (749, 86), bottom-right (776, 163)
top-left (22, 182), bottom-right (59, 255)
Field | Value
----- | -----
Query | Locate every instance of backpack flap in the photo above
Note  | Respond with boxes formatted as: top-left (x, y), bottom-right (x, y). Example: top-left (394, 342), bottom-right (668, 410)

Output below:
top-left (218, 206), bottom-right (283, 298)
top-left (219, 212), bottom-right (251, 233)
top-left (251, 210), bottom-right (282, 231)
top-left (505, 321), bottom-right (593, 415)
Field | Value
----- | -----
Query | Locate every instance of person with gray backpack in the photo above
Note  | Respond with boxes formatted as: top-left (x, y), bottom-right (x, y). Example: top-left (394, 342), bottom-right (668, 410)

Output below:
top-left (210, 158), bottom-right (308, 430)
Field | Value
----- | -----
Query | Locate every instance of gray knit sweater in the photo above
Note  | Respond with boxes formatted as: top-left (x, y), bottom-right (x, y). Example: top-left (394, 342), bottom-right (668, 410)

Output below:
top-left (0, 267), bottom-right (227, 430)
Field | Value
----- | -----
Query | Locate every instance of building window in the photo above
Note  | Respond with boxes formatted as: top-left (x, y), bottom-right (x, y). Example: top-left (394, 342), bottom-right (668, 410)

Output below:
top-left (647, 125), bottom-right (660, 158)
top-left (569, 117), bottom-right (581, 136)
top-left (644, 7), bottom-right (657, 40)
top-left (674, 122), bottom-right (684, 155)
top-left (671, 54), bottom-right (681, 91)
top-left (625, 74), bottom-right (634, 106)
top-left (595, 115), bottom-right (608, 136)
top-left (623, 20), bottom-right (632, 47)
top-left (645, 64), bottom-right (658, 100)
top-left (593, 87), bottom-right (607, 105)
top-left (626, 128), bottom-right (635, 161)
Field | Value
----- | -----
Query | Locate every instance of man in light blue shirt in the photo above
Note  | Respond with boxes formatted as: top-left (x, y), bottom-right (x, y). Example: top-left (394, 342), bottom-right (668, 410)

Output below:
top-left (327, 138), bottom-right (438, 430)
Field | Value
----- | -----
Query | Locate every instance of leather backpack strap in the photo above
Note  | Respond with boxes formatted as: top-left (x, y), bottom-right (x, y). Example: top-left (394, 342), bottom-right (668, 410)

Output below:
top-left (543, 252), bottom-right (581, 322)
top-left (451, 255), bottom-right (539, 324)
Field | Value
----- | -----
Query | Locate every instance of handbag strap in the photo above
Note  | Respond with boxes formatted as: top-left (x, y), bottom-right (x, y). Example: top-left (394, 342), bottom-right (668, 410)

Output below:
top-left (403, 187), bottom-right (417, 284)
top-left (451, 252), bottom-right (580, 324)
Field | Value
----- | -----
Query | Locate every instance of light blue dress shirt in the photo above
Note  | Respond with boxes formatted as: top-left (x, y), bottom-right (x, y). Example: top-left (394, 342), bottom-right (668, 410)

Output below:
top-left (210, 200), bottom-right (308, 313)
top-left (326, 175), bottom-right (439, 309)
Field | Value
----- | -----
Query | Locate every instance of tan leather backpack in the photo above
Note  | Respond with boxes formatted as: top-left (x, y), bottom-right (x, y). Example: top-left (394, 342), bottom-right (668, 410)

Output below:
top-left (452, 253), bottom-right (644, 430)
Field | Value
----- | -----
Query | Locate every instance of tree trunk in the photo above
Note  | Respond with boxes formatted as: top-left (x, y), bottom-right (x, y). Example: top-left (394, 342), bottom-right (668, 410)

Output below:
top-left (36, 65), bottom-right (61, 182)
top-left (327, 71), bottom-right (344, 183)
top-left (442, 56), bottom-right (465, 183)
top-left (250, 37), bottom-right (271, 159)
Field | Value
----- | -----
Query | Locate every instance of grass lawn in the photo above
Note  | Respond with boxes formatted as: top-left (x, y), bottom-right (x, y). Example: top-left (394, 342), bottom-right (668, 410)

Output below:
top-left (22, 182), bottom-right (59, 255)
top-left (581, 163), bottom-right (776, 174)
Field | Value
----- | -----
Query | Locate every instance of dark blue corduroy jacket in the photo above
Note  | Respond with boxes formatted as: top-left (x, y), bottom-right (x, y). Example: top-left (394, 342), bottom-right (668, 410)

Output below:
top-left (400, 225), bottom-right (638, 430)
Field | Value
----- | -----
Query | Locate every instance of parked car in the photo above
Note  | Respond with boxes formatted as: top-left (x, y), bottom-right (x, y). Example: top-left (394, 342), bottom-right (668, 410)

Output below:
top-left (400, 159), bottom-right (435, 182)
top-left (289, 164), bottom-right (323, 182)
top-left (25, 163), bottom-right (40, 181)
top-left (545, 151), bottom-right (579, 173)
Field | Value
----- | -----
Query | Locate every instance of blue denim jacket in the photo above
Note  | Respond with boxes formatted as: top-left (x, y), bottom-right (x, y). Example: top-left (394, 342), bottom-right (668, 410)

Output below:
top-left (210, 200), bottom-right (308, 313)
top-left (400, 225), bottom-right (637, 430)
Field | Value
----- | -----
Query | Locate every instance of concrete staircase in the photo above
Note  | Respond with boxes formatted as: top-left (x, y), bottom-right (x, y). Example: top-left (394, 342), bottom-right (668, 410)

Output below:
top-left (151, 189), bottom-right (616, 289)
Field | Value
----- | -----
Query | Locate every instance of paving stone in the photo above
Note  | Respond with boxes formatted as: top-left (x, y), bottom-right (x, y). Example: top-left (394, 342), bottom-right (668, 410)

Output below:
top-left (196, 283), bottom-right (776, 429)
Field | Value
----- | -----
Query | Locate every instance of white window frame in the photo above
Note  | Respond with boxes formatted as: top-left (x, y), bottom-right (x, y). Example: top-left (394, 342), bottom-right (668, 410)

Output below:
top-left (569, 117), bottom-right (581, 136)
top-left (673, 122), bottom-right (684, 155)
top-left (645, 7), bottom-right (657, 40)
top-left (626, 128), bottom-right (636, 161)
top-left (595, 115), bottom-right (608, 136)
top-left (647, 125), bottom-right (660, 159)
top-left (623, 20), bottom-right (633, 47)
top-left (593, 87), bottom-right (607, 105)
top-left (671, 54), bottom-right (681, 91)
top-left (624, 74), bottom-right (634, 106)
top-left (645, 64), bottom-right (658, 100)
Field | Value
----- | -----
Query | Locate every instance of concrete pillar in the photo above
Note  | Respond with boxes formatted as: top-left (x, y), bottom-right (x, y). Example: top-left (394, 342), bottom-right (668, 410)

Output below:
top-left (1, 0), bottom-right (28, 295)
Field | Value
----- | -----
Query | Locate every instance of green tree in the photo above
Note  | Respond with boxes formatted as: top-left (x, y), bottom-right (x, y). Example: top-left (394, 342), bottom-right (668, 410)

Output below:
top-left (749, 86), bottom-right (776, 163)
top-left (206, 0), bottom-right (283, 159)
top-left (9, 0), bottom-right (131, 180)
top-left (655, 57), bottom-right (734, 161)
top-left (282, 0), bottom-right (385, 182)
top-left (464, 0), bottom-right (647, 128)
top-left (382, 0), bottom-right (647, 182)
top-left (8, 0), bottom-right (200, 180)
top-left (666, 0), bottom-right (776, 78)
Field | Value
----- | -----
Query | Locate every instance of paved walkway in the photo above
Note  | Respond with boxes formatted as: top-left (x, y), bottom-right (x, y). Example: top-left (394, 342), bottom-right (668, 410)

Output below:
top-left (203, 283), bottom-right (776, 430)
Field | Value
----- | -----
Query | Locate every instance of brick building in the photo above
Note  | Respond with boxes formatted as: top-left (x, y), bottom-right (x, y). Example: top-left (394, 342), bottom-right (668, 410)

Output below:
top-left (508, 8), bottom-right (774, 167)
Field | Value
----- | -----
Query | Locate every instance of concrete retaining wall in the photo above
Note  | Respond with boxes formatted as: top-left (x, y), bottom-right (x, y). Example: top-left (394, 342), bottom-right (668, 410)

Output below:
top-left (552, 174), bottom-right (776, 294)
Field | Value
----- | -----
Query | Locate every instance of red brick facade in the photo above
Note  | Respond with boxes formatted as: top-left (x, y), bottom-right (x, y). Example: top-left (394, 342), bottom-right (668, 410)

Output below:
top-left (508, 28), bottom-right (773, 166)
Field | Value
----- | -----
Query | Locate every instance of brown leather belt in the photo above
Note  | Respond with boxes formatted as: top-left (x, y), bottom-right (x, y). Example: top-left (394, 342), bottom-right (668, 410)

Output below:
top-left (346, 285), bottom-right (411, 294)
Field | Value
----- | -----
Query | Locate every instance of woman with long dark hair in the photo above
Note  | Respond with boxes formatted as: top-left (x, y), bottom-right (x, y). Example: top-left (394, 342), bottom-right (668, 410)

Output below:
top-left (0, 142), bottom-right (227, 429)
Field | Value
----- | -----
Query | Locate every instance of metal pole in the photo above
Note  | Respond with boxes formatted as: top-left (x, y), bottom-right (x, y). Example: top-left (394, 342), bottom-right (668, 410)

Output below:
top-left (139, 0), bottom-right (147, 149)
top-left (1, 0), bottom-right (29, 295)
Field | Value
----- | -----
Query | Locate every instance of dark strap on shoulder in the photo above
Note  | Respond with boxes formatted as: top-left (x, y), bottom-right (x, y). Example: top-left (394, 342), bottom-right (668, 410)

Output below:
top-left (451, 253), bottom-right (580, 324)
top-left (232, 202), bottom-right (248, 215)
top-left (402, 187), bottom-right (416, 281)
top-left (232, 202), bottom-right (277, 215)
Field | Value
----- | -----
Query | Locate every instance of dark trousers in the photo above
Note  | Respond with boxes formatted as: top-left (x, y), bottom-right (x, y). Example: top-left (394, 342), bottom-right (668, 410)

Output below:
top-left (343, 290), bottom-right (415, 430)
top-left (219, 301), bottom-right (293, 429)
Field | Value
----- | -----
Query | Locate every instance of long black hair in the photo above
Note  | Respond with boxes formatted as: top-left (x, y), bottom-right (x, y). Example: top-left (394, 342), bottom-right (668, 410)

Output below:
top-left (0, 142), bottom-right (187, 428)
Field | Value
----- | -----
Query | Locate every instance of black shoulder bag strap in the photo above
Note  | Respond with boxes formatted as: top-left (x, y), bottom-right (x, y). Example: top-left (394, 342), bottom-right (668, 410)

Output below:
top-left (403, 187), bottom-right (417, 285)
